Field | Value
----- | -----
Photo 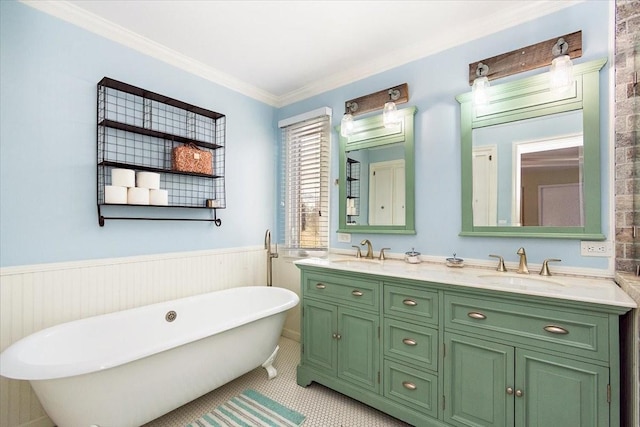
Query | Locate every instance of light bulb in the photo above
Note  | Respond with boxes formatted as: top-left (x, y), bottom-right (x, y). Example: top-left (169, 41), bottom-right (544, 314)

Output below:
top-left (472, 76), bottom-right (490, 107)
top-left (340, 113), bottom-right (354, 137)
top-left (550, 55), bottom-right (574, 93)
top-left (383, 101), bottom-right (399, 128)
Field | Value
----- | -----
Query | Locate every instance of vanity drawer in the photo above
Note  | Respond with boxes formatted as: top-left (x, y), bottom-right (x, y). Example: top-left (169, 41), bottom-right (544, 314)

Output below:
top-left (445, 294), bottom-right (609, 361)
top-left (304, 272), bottom-right (379, 311)
top-left (384, 359), bottom-right (438, 418)
top-left (384, 318), bottom-right (438, 371)
top-left (384, 284), bottom-right (438, 325)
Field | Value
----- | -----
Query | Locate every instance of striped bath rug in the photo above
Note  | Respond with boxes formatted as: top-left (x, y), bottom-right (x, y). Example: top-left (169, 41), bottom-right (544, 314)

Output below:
top-left (186, 389), bottom-right (306, 427)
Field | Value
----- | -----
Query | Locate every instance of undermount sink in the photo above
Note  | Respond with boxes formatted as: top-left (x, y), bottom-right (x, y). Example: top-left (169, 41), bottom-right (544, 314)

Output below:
top-left (331, 258), bottom-right (382, 265)
top-left (477, 273), bottom-right (565, 288)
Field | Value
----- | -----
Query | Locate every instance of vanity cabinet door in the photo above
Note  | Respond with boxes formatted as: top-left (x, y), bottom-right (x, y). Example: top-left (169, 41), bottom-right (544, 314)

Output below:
top-left (444, 333), bottom-right (611, 427)
top-left (515, 349), bottom-right (609, 427)
top-left (302, 300), bottom-right (379, 392)
top-left (302, 300), bottom-right (337, 373)
top-left (337, 307), bottom-right (380, 393)
top-left (444, 333), bottom-right (514, 427)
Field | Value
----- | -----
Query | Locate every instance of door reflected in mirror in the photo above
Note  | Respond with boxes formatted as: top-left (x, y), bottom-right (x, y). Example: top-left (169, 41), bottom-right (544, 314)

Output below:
top-left (518, 138), bottom-right (583, 227)
top-left (471, 111), bottom-right (584, 227)
top-left (346, 143), bottom-right (405, 226)
top-left (369, 158), bottom-right (405, 225)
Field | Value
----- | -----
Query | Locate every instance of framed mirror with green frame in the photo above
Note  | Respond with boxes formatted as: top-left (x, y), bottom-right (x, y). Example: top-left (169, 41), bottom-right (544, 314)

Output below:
top-left (337, 106), bottom-right (417, 234)
top-left (456, 58), bottom-right (607, 240)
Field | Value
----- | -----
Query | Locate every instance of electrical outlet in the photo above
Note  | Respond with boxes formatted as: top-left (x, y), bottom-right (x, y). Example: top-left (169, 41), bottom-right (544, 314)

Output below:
top-left (337, 233), bottom-right (351, 243)
top-left (580, 241), bottom-right (612, 257)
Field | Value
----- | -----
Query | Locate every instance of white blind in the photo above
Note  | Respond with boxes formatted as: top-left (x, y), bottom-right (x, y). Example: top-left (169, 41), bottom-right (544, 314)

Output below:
top-left (280, 112), bottom-right (330, 251)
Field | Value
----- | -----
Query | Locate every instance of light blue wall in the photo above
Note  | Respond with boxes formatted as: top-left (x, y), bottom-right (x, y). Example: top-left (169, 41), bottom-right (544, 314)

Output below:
top-left (0, 1), bottom-right (277, 267)
top-left (1, 1), bottom-right (613, 270)
top-left (276, 1), bottom-right (612, 269)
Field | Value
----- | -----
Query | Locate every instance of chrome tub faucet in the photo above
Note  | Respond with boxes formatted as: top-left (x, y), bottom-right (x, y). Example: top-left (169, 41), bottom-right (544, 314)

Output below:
top-left (264, 229), bottom-right (279, 287)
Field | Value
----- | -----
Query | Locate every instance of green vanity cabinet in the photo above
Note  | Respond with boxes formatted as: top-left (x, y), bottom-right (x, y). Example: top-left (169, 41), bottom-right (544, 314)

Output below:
top-left (302, 299), bottom-right (380, 391)
top-left (297, 268), bottom-right (444, 427)
top-left (383, 283), bottom-right (440, 419)
top-left (298, 270), bottom-right (380, 393)
top-left (444, 333), bottom-right (608, 427)
top-left (296, 261), bottom-right (631, 427)
top-left (444, 293), bottom-right (615, 427)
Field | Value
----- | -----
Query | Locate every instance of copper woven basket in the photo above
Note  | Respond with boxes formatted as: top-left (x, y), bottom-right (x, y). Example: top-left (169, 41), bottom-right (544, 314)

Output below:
top-left (172, 144), bottom-right (213, 175)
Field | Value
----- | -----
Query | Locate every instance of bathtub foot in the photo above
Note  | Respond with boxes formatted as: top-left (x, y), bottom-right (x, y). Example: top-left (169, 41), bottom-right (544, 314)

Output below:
top-left (262, 345), bottom-right (279, 379)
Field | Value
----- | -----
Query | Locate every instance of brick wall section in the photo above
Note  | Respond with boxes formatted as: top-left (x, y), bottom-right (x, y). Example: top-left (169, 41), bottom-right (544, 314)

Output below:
top-left (615, 0), bottom-right (640, 272)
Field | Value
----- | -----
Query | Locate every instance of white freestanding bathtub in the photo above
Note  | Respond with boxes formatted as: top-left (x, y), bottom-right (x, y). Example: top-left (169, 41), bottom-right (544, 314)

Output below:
top-left (0, 286), bottom-right (299, 427)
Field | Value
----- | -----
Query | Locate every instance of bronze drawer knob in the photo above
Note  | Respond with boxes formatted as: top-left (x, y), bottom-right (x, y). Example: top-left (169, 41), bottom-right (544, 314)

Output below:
top-left (402, 381), bottom-right (417, 391)
top-left (402, 299), bottom-right (417, 306)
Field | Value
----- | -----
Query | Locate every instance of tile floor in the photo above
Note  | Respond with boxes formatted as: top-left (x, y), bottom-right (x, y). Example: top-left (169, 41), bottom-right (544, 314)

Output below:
top-left (144, 336), bottom-right (411, 427)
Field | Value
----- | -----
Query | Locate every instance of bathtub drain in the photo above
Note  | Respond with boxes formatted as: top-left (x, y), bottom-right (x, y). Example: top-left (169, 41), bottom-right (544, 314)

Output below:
top-left (165, 310), bottom-right (177, 322)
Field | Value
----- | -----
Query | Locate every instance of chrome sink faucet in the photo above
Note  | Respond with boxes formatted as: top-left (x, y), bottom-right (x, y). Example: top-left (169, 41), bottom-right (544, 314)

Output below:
top-left (360, 239), bottom-right (374, 259)
top-left (516, 247), bottom-right (529, 274)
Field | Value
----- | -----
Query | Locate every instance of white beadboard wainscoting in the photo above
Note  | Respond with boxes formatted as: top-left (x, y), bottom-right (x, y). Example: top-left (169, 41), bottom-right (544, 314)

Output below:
top-left (0, 246), bottom-right (289, 427)
top-left (273, 256), bottom-right (304, 342)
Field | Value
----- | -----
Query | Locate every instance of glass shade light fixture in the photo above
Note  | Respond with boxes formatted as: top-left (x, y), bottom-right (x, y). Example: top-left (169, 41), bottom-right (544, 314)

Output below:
top-left (340, 101), bottom-right (358, 137)
top-left (340, 84), bottom-right (409, 136)
top-left (383, 88), bottom-right (402, 128)
top-left (472, 62), bottom-right (490, 107)
top-left (550, 37), bottom-right (574, 93)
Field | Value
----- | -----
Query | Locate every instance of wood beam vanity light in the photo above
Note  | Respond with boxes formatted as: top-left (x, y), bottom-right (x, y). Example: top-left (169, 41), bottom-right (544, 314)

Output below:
top-left (343, 83), bottom-right (409, 117)
top-left (468, 30), bottom-right (582, 85)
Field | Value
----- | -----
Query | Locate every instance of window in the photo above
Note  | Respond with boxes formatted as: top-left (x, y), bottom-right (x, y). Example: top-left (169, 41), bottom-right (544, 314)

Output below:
top-left (278, 108), bottom-right (331, 254)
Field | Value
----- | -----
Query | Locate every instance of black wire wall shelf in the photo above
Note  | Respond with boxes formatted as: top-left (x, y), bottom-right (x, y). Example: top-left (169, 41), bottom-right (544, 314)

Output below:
top-left (99, 119), bottom-right (223, 150)
top-left (97, 207), bottom-right (222, 227)
top-left (97, 77), bottom-right (226, 227)
top-left (98, 161), bottom-right (223, 179)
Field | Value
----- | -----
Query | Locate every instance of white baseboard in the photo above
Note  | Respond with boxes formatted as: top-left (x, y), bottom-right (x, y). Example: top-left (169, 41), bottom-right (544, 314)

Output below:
top-left (281, 328), bottom-right (300, 343)
top-left (18, 416), bottom-right (54, 427)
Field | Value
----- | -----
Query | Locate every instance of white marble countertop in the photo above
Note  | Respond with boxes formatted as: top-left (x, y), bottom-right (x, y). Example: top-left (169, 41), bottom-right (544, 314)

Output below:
top-left (615, 272), bottom-right (640, 305)
top-left (296, 257), bottom-right (637, 309)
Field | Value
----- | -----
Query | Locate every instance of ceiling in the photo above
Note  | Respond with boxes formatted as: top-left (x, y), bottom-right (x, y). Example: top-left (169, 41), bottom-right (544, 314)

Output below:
top-left (25, 0), bottom-right (583, 106)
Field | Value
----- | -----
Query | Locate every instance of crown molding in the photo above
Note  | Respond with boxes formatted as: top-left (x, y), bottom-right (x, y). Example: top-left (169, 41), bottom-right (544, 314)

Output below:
top-left (21, 0), bottom-right (584, 109)
top-left (277, 1), bottom-right (585, 106)
top-left (20, 0), bottom-right (279, 106)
